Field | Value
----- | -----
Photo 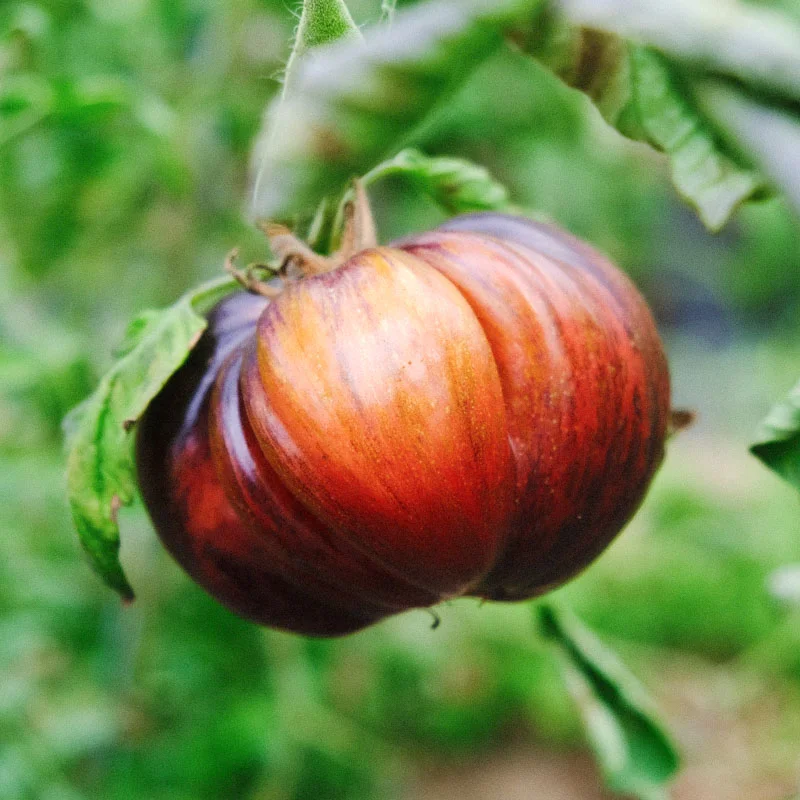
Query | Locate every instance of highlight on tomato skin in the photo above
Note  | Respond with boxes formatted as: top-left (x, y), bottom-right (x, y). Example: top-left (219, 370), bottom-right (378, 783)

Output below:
top-left (243, 247), bottom-right (516, 598)
top-left (136, 293), bottom-right (388, 636)
top-left (213, 343), bottom-right (443, 615)
top-left (136, 213), bottom-right (671, 637)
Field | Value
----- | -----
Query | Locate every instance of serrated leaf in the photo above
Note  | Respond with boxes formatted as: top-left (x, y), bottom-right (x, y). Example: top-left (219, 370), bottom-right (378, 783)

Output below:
top-left (627, 48), bottom-right (763, 232)
top-left (697, 80), bottom-right (800, 219)
top-left (556, 0), bottom-right (800, 104)
top-left (524, 0), bottom-right (800, 229)
top-left (250, 0), bottom-right (543, 222)
top-left (538, 603), bottom-right (679, 799)
top-left (65, 277), bottom-right (237, 599)
top-left (526, 27), bottom-right (763, 231)
top-left (363, 148), bottom-right (512, 213)
top-left (751, 376), bottom-right (800, 491)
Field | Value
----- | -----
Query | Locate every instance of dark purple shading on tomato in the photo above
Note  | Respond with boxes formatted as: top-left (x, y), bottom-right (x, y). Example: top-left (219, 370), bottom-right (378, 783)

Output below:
top-left (137, 214), bottom-right (670, 636)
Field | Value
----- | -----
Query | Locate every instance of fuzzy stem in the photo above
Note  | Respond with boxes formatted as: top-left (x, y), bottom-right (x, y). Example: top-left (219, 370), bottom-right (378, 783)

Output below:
top-left (251, 1), bottom-right (361, 218)
top-left (283, 0), bottom-right (361, 97)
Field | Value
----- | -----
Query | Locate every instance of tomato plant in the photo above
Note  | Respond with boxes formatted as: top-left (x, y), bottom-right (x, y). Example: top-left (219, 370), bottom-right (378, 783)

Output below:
top-left (57, 0), bottom-right (800, 796)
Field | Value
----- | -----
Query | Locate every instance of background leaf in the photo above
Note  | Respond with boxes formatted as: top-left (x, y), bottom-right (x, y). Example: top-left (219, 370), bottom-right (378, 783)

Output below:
top-left (697, 80), bottom-right (800, 219)
top-left (554, 0), bottom-right (800, 104)
top-left (524, 28), bottom-right (764, 230)
top-left (362, 148), bottom-right (512, 213)
top-left (249, 0), bottom-right (543, 222)
top-left (64, 277), bottom-right (237, 599)
top-left (0, 73), bottom-right (54, 147)
top-left (538, 603), bottom-right (679, 799)
top-left (751, 376), bottom-right (800, 491)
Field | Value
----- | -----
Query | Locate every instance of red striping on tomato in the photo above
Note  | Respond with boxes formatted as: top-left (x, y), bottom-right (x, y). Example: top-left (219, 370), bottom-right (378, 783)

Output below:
top-left (137, 213), bottom-right (670, 636)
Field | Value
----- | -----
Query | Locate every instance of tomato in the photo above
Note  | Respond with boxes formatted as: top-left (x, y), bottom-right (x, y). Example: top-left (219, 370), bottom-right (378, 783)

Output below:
top-left (137, 213), bottom-right (670, 636)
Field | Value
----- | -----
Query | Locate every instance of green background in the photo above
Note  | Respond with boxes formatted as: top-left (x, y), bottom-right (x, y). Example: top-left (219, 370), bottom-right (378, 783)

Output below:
top-left (2, 1), bottom-right (800, 797)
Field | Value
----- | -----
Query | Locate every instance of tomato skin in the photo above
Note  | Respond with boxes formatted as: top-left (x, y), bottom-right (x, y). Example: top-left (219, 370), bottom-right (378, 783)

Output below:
top-left (136, 293), bottom-right (387, 635)
top-left (137, 214), bottom-right (670, 635)
top-left (401, 214), bottom-right (669, 599)
top-left (242, 247), bottom-right (516, 598)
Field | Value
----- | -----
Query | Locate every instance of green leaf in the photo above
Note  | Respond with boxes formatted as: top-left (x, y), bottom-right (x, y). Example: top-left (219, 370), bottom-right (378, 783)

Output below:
top-left (626, 49), bottom-right (763, 232)
top-left (751, 376), bottom-right (800, 491)
top-left (0, 73), bottom-right (54, 147)
top-left (250, 0), bottom-right (544, 222)
top-left (537, 603), bottom-right (679, 799)
top-left (363, 148), bottom-right (512, 213)
top-left (64, 277), bottom-right (237, 600)
top-left (112, 309), bottom-right (163, 358)
top-left (520, 0), bottom-right (800, 228)
top-left (330, 148), bottom-right (513, 246)
top-left (556, 0), bottom-right (800, 104)
top-left (697, 80), bottom-right (800, 219)
top-left (526, 28), bottom-right (763, 231)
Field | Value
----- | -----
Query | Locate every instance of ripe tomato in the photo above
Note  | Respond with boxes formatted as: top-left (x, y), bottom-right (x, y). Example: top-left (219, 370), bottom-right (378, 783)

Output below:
top-left (137, 213), bottom-right (669, 636)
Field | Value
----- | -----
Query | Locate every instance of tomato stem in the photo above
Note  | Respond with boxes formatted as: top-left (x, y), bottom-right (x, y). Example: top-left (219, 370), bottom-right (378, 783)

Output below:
top-left (254, 182), bottom-right (377, 282)
top-left (224, 248), bottom-right (282, 298)
top-left (262, 223), bottom-right (333, 276)
top-left (337, 179), bottom-right (377, 256)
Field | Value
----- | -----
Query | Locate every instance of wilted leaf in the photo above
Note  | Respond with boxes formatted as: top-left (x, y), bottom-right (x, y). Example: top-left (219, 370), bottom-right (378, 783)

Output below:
top-left (64, 277), bottom-right (237, 599)
top-left (751, 376), bottom-right (800, 491)
top-left (538, 603), bottom-right (679, 799)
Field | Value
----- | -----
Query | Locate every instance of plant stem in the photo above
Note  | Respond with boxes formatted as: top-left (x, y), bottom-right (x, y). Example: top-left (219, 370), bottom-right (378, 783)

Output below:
top-left (283, 0), bottom-right (362, 97)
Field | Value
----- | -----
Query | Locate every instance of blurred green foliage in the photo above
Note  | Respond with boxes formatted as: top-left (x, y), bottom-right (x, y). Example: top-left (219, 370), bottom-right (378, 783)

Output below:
top-left (3, 1), bottom-right (800, 798)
